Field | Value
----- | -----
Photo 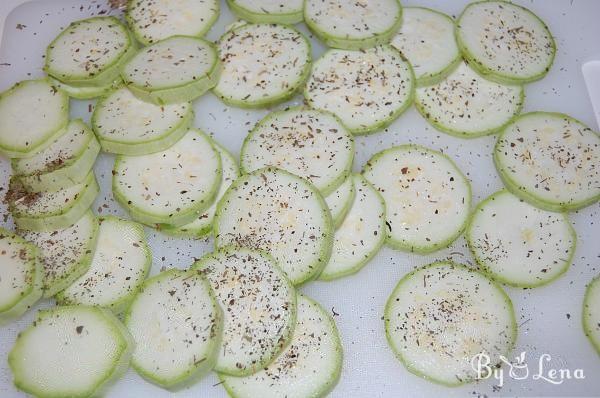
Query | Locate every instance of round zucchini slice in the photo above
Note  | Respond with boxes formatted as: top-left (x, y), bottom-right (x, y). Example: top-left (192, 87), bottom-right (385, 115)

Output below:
top-left (467, 190), bottom-right (576, 287)
top-left (48, 77), bottom-right (121, 100)
top-left (304, 0), bottom-right (402, 50)
top-left (122, 35), bottom-right (220, 105)
top-left (21, 211), bottom-right (98, 298)
top-left (390, 7), bottom-right (460, 86)
top-left (325, 174), bottom-right (356, 229)
top-left (113, 129), bottom-right (222, 227)
top-left (9, 171), bottom-right (99, 232)
top-left (363, 145), bottom-right (471, 254)
top-left (12, 119), bottom-right (100, 192)
top-left (385, 261), bottom-right (517, 386)
top-left (161, 141), bottom-right (239, 238)
top-left (305, 45), bottom-right (415, 135)
top-left (494, 112), bottom-right (600, 212)
top-left (220, 295), bottom-right (342, 398)
top-left (9, 305), bottom-right (134, 398)
top-left (126, 0), bottom-right (220, 46)
top-left (193, 246), bottom-right (296, 376)
top-left (226, 0), bottom-right (303, 24)
top-left (92, 86), bottom-right (193, 155)
top-left (214, 167), bottom-right (333, 285)
top-left (125, 268), bottom-right (222, 390)
top-left (45, 16), bottom-right (136, 87)
top-left (0, 79), bottom-right (68, 158)
top-left (456, 0), bottom-right (556, 84)
top-left (214, 23), bottom-right (311, 108)
top-left (583, 276), bottom-right (600, 356)
top-left (415, 62), bottom-right (524, 138)
top-left (56, 217), bottom-right (151, 312)
top-left (319, 174), bottom-right (385, 281)
top-left (240, 107), bottom-right (354, 195)
top-left (0, 229), bottom-right (42, 325)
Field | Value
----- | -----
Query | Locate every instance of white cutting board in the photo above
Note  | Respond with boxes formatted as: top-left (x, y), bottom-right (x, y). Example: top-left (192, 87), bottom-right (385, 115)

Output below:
top-left (0, 1), bottom-right (599, 397)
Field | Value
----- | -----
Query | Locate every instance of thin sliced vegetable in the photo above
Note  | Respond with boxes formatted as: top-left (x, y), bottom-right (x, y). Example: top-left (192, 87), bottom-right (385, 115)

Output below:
top-left (415, 62), bottom-right (523, 138)
top-left (304, 0), bottom-right (402, 50)
top-left (494, 112), bottom-right (600, 211)
top-left (0, 229), bottom-right (42, 325)
top-left (220, 295), bottom-right (342, 398)
top-left (9, 171), bottom-right (99, 232)
top-left (467, 190), bottom-right (576, 287)
top-left (305, 45), bottom-right (415, 135)
top-left (21, 211), bottom-right (98, 298)
top-left (45, 16), bottom-right (136, 87)
top-left (56, 217), bottom-right (151, 312)
top-left (122, 35), bottom-right (220, 105)
top-left (113, 129), bottom-right (221, 227)
top-left (390, 7), bottom-right (460, 86)
top-left (9, 306), bottom-right (134, 398)
top-left (214, 23), bottom-right (311, 108)
top-left (319, 174), bottom-right (385, 281)
top-left (193, 246), bottom-right (296, 376)
top-left (0, 79), bottom-right (68, 158)
top-left (226, 0), bottom-right (303, 24)
top-left (325, 175), bottom-right (355, 229)
top-left (363, 145), bottom-right (471, 253)
top-left (583, 276), bottom-right (600, 356)
top-left (48, 77), bottom-right (121, 100)
top-left (126, 0), bottom-right (220, 46)
top-left (12, 119), bottom-right (100, 192)
top-left (92, 86), bottom-right (193, 155)
top-left (214, 167), bottom-right (333, 285)
top-left (125, 269), bottom-right (222, 390)
top-left (385, 261), bottom-right (517, 386)
top-left (161, 141), bottom-right (239, 237)
top-left (240, 107), bottom-right (354, 195)
top-left (456, 0), bottom-right (556, 84)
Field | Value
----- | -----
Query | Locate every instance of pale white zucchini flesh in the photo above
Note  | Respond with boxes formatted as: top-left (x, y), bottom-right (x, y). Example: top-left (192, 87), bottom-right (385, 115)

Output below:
top-left (193, 247), bottom-right (296, 376)
top-left (220, 295), bottom-right (342, 398)
top-left (583, 276), bottom-right (600, 356)
top-left (325, 175), bottom-right (356, 229)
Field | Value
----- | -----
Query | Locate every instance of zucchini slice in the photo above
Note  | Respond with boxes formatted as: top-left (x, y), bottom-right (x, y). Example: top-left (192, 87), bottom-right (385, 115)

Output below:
top-left (467, 190), bottom-right (576, 287)
top-left (0, 79), bottom-right (68, 158)
top-left (385, 261), bottom-right (517, 386)
top-left (48, 77), bottom-right (121, 100)
top-left (9, 171), bottom-right (99, 232)
top-left (126, 0), bottom-right (220, 46)
top-left (305, 45), bottom-right (415, 135)
top-left (12, 119), bottom-right (100, 192)
top-left (0, 229), bottom-right (42, 325)
top-left (325, 174), bottom-right (355, 229)
top-left (304, 0), bottom-right (402, 50)
top-left (161, 141), bottom-right (239, 237)
top-left (390, 7), bottom-right (460, 86)
top-left (56, 217), bottom-right (151, 312)
top-left (122, 36), bottom-right (220, 105)
top-left (45, 16), bottom-right (136, 88)
top-left (220, 294), bottom-right (342, 398)
top-left (456, 1), bottom-right (556, 84)
top-left (227, 0), bottom-right (303, 24)
top-left (494, 112), bottom-right (600, 212)
top-left (9, 306), bottom-right (134, 398)
top-left (192, 246), bottom-right (296, 376)
top-left (214, 23), bottom-right (311, 108)
top-left (214, 167), bottom-right (333, 285)
top-left (113, 129), bottom-right (221, 227)
top-left (319, 174), bottom-right (385, 281)
top-left (363, 145), bottom-right (471, 254)
top-left (125, 269), bottom-right (222, 390)
top-left (583, 276), bottom-right (600, 356)
top-left (92, 86), bottom-right (193, 155)
top-left (240, 107), bottom-right (354, 195)
top-left (21, 211), bottom-right (98, 298)
top-left (415, 62), bottom-right (524, 138)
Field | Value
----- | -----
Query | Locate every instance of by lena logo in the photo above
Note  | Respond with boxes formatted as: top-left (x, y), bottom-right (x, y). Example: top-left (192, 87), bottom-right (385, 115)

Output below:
top-left (471, 351), bottom-right (585, 387)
